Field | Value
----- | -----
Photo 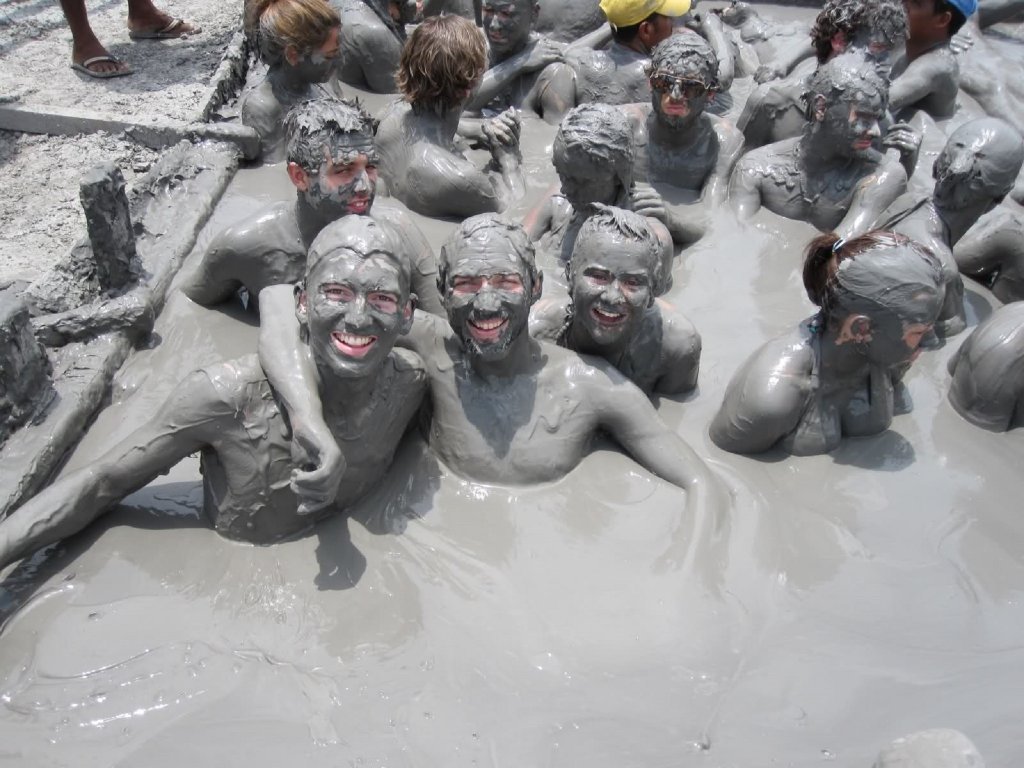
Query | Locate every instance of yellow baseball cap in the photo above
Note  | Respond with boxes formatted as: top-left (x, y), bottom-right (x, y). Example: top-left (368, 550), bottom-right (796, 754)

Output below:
top-left (600, 0), bottom-right (692, 28)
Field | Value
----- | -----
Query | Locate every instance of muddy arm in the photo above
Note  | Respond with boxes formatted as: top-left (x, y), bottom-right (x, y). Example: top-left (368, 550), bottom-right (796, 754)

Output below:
top-left (522, 187), bottom-right (558, 240)
top-left (0, 372), bottom-right (218, 572)
top-left (835, 158), bottom-right (908, 240)
top-left (257, 284), bottom-right (342, 511)
top-left (700, 14), bottom-right (736, 91)
top-left (704, 121), bottom-right (745, 207)
top-left (888, 55), bottom-right (947, 115)
top-left (728, 160), bottom-right (764, 221)
top-left (466, 39), bottom-right (565, 112)
top-left (178, 230), bottom-right (245, 306)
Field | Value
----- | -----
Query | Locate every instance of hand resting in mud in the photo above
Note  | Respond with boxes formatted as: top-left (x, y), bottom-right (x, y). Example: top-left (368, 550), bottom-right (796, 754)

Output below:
top-left (259, 214), bottom-right (732, 518)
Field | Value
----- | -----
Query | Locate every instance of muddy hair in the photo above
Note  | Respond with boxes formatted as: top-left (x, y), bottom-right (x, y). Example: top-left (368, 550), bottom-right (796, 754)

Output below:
top-left (809, 0), bottom-right (907, 64)
top-left (801, 53), bottom-right (888, 119)
top-left (553, 103), bottom-right (636, 187)
top-left (397, 15), bottom-right (488, 113)
top-left (284, 97), bottom-right (377, 172)
top-left (648, 34), bottom-right (719, 90)
top-left (437, 214), bottom-right (538, 292)
top-left (802, 230), bottom-right (941, 325)
top-left (305, 216), bottom-right (410, 287)
top-left (244, 0), bottom-right (340, 66)
top-left (568, 204), bottom-right (665, 293)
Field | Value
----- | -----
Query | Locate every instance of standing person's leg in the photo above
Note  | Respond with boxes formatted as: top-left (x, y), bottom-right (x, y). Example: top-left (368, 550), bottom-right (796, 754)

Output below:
top-left (126, 0), bottom-right (200, 39)
top-left (61, 0), bottom-right (133, 77)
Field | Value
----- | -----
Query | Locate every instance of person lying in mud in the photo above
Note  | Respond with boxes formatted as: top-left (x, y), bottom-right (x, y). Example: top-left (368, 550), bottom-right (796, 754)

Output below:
top-left (180, 98), bottom-right (443, 316)
top-left (887, 0), bottom-right (974, 121)
top-left (375, 14), bottom-right (525, 217)
top-left (331, 0), bottom-right (416, 93)
top-left (947, 301), bottom-right (1024, 432)
top-left (524, 103), bottom-right (677, 290)
top-left (530, 204), bottom-right (701, 395)
top-left (729, 55), bottom-right (907, 240)
top-left (622, 34), bottom-right (743, 208)
top-left (240, 0), bottom-right (342, 161)
top-left (259, 214), bottom-right (727, 515)
top-left (716, 0), bottom-right (817, 82)
top-left (710, 230), bottom-right (943, 455)
top-left (0, 217), bottom-right (426, 573)
top-left (532, 0), bottom-right (690, 123)
top-left (738, 0), bottom-right (911, 152)
top-left (463, 0), bottom-right (567, 116)
top-left (876, 117), bottom-right (1024, 337)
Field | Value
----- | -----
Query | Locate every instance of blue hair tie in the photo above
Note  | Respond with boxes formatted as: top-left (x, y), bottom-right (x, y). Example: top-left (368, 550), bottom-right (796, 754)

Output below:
top-left (832, 237), bottom-right (846, 254)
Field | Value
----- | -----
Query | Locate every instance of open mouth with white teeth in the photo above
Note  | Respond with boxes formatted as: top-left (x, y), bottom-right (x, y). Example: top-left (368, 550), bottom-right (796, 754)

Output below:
top-left (331, 331), bottom-right (378, 358)
top-left (468, 315), bottom-right (508, 342)
top-left (591, 306), bottom-right (627, 326)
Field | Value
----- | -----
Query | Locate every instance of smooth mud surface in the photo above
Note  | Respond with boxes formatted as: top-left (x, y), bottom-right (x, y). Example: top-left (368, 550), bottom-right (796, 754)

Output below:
top-left (3, 19), bottom-right (1024, 768)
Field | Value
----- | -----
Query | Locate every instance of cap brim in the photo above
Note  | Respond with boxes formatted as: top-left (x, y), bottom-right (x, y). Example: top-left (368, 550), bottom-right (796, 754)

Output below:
top-left (656, 0), bottom-right (692, 17)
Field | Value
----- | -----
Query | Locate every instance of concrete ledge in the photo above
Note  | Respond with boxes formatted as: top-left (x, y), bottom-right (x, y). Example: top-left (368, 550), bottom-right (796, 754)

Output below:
top-left (0, 103), bottom-right (261, 161)
top-left (199, 28), bottom-right (252, 122)
top-left (0, 141), bottom-right (239, 520)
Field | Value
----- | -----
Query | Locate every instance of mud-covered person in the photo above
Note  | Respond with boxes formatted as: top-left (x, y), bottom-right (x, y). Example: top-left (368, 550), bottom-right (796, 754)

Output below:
top-left (258, 214), bottom-right (729, 515)
top-left (523, 103), bottom-right (677, 291)
top-left (889, 0), bottom-right (975, 120)
top-left (180, 98), bottom-right (443, 315)
top-left (0, 217), bottom-right (426, 573)
top-left (240, 0), bottom-right (342, 161)
top-left (729, 55), bottom-right (907, 240)
top-left (463, 0), bottom-right (566, 116)
top-left (738, 0), bottom-right (910, 151)
top-left (710, 231), bottom-right (943, 456)
top-left (331, 0), bottom-right (416, 93)
top-left (623, 34), bottom-right (744, 208)
top-left (530, 204), bottom-right (701, 395)
top-left (534, 0), bottom-right (691, 123)
top-left (375, 14), bottom-right (526, 217)
top-left (878, 117), bottom-right (1024, 337)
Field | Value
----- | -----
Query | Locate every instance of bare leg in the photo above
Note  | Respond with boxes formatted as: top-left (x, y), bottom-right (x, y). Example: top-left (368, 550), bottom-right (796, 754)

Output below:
top-left (60, 0), bottom-right (130, 75)
top-left (126, 0), bottom-right (200, 37)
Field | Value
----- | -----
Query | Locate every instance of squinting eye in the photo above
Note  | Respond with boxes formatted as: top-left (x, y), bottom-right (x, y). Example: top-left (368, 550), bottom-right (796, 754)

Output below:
top-left (323, 284), bottom-right (355, 302)
top-left (585, 270), bottom-right (612, 285)
top-left (622, 277), bottom-right (646, 289)
top-left (369, 292), bottom-right (399, 311)
top-left (493, 275), bottom-right (523, 290)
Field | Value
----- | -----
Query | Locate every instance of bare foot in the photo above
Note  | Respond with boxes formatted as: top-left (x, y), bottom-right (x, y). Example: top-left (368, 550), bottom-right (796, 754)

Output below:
top-left (71, 39), bottom-right (131, 76)
top-left (127, 9), bottom-right (200, 38)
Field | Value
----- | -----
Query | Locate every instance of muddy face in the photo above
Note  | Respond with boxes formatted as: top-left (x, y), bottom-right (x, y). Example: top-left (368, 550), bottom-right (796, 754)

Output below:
top-left (290, 26), bottom-right (341, 83)
top-left (552, 144), bottom-right (621, 212)
top-left (482, 0), bottom-right (534, 57)
top-left (570, 236), bottom-right (656, 348)
top-left (848, 29), bottom-right (903, 76)
top-left (303, 138), bottom-right (380, 219)
top-left (444, 245), bottom-right (534, 362)
top-left (857, 296), bottom-right (939, 366)
top-left (303, 250), bottom-right (411, 379)
top-left (933, 122), bottom-right (1024, 212)
top-left (821, 93), bottom-right (885, 158)
top-left (650, 71), bottom-right (711, 129)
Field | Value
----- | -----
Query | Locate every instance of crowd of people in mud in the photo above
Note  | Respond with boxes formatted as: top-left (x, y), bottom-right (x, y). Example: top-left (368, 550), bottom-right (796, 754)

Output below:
top-left (6, 0), bottom-right (1024, 758)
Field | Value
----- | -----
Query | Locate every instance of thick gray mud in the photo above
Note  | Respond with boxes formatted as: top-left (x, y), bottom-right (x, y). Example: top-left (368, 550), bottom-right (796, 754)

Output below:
top-left (3, 39), bottom-right (1024, 768)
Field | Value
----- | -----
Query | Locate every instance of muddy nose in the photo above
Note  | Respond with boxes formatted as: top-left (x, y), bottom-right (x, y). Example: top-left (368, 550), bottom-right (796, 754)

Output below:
top-left (475, 288), bottom-right (503, 313)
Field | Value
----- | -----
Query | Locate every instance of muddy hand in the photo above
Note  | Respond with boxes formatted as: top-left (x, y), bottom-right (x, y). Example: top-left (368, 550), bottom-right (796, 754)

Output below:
top-left (524, 38), bottom-right (565, 71)
top-left (754, 62), bottom-right (784, 84)
top-left (629, 184), bottom-right (668, 223)
top-left (949, 29), bottom-right (974, 55)
top-left (289, 422), bottom-right (347, 515)
top-left (483, 108), bottom-right (522, 147)
top-left (882, 122), bottom-right (922, 155)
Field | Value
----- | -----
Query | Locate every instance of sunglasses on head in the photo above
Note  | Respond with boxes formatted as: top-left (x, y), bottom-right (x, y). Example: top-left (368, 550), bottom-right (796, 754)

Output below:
top-left (649, 72), bottom-right (710, 98)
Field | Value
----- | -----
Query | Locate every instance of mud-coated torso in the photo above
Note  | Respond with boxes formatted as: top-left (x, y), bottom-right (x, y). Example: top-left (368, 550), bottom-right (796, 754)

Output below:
top-left (569, 43), bottom-right (651, 107)
top-left (630, 107), bottom-right (721, 189)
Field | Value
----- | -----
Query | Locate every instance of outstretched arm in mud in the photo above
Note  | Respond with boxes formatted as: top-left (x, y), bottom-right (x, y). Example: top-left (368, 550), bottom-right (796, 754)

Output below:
top-left (587, 362), bottom-right (730, 516)
top-left (466, 38), bottom-right (565, 112)
top-left (0, 373), bottom-right (223, 572)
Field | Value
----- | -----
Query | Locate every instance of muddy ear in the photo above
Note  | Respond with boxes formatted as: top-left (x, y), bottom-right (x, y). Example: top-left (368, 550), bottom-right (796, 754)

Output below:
top-left (400, 295), bottom-right (416, 334)
top-left (283, 44), bottom-right (302, 67)
top-left (295, 283), bottom-right (309, 326)
top-left (531, 270), bottom-right (544, 304)
top-left (287, 162), bottom-right (310, 191)
top-left (830, 31), bottom-right (848, 56)
top-left (812, 94), bottom-right (828, 123)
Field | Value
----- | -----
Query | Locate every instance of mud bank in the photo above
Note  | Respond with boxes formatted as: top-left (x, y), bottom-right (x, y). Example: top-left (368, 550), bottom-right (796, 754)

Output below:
top-left (2, 10), bottom-right (1024, 768)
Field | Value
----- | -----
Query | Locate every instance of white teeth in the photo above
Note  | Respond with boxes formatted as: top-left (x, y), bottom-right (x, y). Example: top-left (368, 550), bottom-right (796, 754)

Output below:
top-left (337, 333), bottom-right (374, 347)
top-left (472, 317), bottom-right (505, 330)
top-left (594, 308), bottom-right (623, 320)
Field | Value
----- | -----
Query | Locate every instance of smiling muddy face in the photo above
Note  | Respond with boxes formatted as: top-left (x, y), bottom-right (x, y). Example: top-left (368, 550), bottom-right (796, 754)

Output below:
top-left (648, 35), bottom-right (718, 130)
top-left (303, 138), bottom-right (380, 219)
top-left (482, 0), bottom-right (536, 58)
top-left (439, 215), bottom-right (540, 362)
top-left (300, 217), bottom-right (413, 379)
top-left (568, 205), bottom-right (661, 347)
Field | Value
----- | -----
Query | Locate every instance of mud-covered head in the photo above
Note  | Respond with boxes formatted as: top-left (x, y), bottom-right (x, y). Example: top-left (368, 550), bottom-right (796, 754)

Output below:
top-left (552, 103), bottom-right (635, 212)
top-left (568, 204), bottom-right (662, 347)
top-left (648, 34), bottom-right (718, 129)
top-left (482, 0), bottom-right (539, 58)
top-left (803, 54), bottom-right (888, 159)
top-left (438, 214), bottom-right (542, 361)
top-left (299, 215), bottom-right (414, 378)
top-left (285, 98), bottom-right (380, 218)
top-left (397, 14), bottom-right (488, 113)
top-left (803, 230), bottom-right (943, 366)
top-left (245, 0), bottom-right (341, 77)
top-left (717, 0), bottom-right (753, 27)
top-left (933, 117), bottom-right (1024, 213)
top-left (810, 0), bottom-right (907, 68)
top-left (905, 0), bottom-right (973, 42)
